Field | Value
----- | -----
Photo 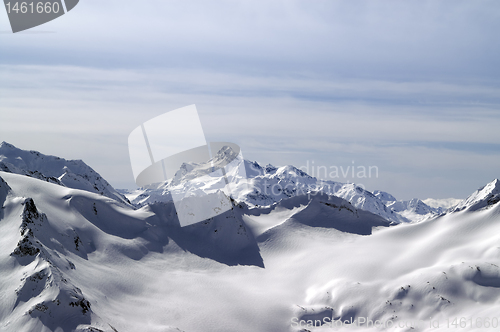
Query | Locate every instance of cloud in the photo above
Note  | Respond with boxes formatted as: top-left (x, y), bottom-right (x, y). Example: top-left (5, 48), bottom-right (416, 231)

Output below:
top-left (1, 1), bottom-right (499, 79)
top-left (0, 1), bottom-right (499, 199)
top-left (1, 64), bottom-right (499, 200)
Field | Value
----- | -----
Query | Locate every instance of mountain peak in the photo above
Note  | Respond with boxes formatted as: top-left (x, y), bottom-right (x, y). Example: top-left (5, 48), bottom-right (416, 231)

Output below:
top-left (489, 178), bottom-right (500, 187)
top-left (213, 145), bottom-right (239, 164)
top-left (452, 179), bottom-right (500, 212)
top-left (264, 164), bottom-right (278, 174)
top-left (170, 146), bottom-right (244, 187)
top-left (476, 178), bottom-right (500, 197)
top-left (276, 165), bottom-right (311, 179)
top-left (0, 141), bottom-right (16, 150)
top-left (373, 190), bottom-right (397, 203)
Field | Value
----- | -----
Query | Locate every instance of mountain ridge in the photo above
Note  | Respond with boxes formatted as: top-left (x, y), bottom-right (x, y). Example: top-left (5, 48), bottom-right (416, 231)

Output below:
top-left (451, 178), bottom-right (500, 212)
top-left (126, 148), bottom-right (411, 223)
top-left (0, 142), bottom-right (131, 208)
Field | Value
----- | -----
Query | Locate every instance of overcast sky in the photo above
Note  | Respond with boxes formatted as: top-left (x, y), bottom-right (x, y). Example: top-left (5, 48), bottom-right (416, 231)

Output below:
top-left (1, 0), bottom-right (499, 200)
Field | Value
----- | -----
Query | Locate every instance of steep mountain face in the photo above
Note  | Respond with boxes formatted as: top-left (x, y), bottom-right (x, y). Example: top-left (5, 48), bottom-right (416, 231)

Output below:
top-left (0, 176), bottom-right (9, 206)
top-left (247, 192), bottom-right (392, 239)
top-left (0, 175), bottom-right (100, 332)
top-left (451, 179), bottom-right (500, 212)
top-left (7, 198), bottom-right (93, 332)
top-left (0, 142), bottom-right (131, 207)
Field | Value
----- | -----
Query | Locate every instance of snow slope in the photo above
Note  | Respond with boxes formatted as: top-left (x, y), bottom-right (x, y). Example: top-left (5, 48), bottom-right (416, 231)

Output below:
top-left (451, 179), bottom-right (500, 212)
top-left (1, 169), bottom-right (500, 332)
top-left (290, 201), bottom-right (500, 332)
top-left (0, 142), bottom-right (130, 207)
top-left (0, 172), bottom-right (151, 332)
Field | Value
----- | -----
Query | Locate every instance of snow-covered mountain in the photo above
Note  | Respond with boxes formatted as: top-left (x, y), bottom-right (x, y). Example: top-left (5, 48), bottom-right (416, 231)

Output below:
top-left (126, 147), bottom-right (409, 224)
top-left (451, 178), bottom-right (500, 212)
top-left (373, 190), bottom-right (452, 223)
top-left (1, 160), bottom-right (499, 332)
top-left (334, 184), bottom-right (409, 223)
top-left (422, 197), bottom-right (462, 210)
top-left (386, 198), bottom-right (441, 223)
top-left (0, 142), bottom-right (131, 207)
top-left (0, 169), bottom-right (389, 332)
top-left (373, 190), bottom-right (397, 204)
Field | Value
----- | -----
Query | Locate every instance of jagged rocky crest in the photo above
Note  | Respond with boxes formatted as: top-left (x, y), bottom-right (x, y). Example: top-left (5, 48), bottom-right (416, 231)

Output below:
top-left (0, 142), bottom-right (131, 207)
top-left (11, 198), bottom-right (45, 257)
top-left (9, 197), bottom-right (93, 330)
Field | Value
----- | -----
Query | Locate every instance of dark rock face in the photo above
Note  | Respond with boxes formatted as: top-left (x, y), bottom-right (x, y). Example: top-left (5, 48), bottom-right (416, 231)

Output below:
top-left (8, 196), bottom-right (94, 330)
top-left (12, 198), bottom-right (45, 258)
top-left (11, 235), bottom-right (41, 257)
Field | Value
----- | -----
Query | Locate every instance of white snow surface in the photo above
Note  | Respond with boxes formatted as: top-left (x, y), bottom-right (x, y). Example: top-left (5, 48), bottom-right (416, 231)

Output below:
top-left (422, 198), bottom-right (463, 210)
top-left (0, 142), bottom-right (131, 207)
top-left (1, 169), bottom-right (500, 332)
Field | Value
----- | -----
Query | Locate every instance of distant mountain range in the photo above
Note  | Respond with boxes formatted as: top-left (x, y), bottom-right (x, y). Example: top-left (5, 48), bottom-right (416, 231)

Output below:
top-left (123, 144), bottom-right (466, 224)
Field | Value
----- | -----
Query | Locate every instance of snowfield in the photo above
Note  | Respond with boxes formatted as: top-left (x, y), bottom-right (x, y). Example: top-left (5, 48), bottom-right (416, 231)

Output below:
top-left (0, 143), bottom-right (499, 332)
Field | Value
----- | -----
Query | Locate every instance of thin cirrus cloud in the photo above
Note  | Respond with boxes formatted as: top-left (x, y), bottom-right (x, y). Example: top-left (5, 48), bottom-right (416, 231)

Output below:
top-left (1, 0), bottom-right (499, 78)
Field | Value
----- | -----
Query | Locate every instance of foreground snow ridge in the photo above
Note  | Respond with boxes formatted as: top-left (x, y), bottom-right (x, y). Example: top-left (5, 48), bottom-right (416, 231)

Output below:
top-left (0, 143), bottom-right (499, 332)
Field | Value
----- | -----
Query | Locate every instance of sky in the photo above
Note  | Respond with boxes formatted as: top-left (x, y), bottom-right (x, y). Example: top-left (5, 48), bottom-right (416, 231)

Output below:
top-left (0, 0), bottom-right (499, 200)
